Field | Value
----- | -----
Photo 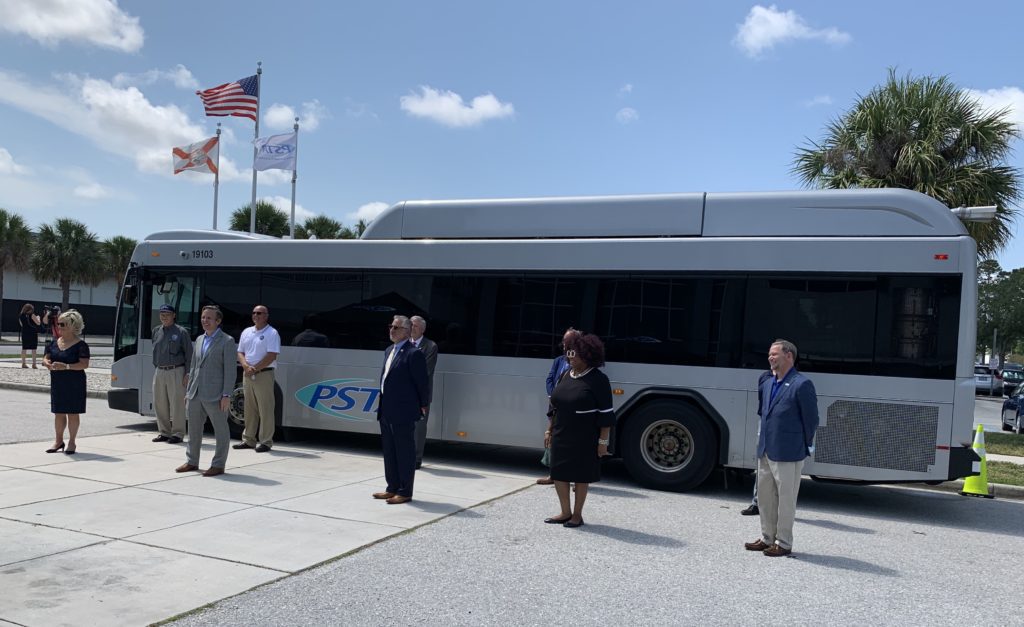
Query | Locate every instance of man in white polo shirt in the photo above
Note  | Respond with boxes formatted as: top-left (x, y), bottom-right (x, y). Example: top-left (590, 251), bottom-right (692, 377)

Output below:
top-left (233, 304), bottom-right (280, 453)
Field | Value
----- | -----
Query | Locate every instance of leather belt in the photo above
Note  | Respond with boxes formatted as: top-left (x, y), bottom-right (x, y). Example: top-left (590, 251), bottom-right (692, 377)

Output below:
top-left (157, 365), bottom-right (183, 370)
top-left (261, 367), bottom-right (275, 371)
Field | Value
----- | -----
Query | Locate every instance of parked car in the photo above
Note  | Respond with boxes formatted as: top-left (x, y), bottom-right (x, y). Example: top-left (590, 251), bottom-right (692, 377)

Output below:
top-left (1001, 368), bottom-right (1024, 396)
top-left (1001, 386), bottom-right (1024, 433)
top-left (974, 365), bottom-right (1000, 396)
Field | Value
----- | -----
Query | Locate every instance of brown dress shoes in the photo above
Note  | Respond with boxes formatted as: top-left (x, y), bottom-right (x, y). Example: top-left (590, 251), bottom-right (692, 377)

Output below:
top-left (744, 539), bottom-right (771, 551)
top-left (385, 495), bottom-right (412, 504)
top-left (175, 463), bottom-right (199, 473)
top-left (202, 467), bottom-right (225, 477)
top-left (372, 492), bottom-right (396, 500)
top-left (763, 544), bottom-right (792, 557)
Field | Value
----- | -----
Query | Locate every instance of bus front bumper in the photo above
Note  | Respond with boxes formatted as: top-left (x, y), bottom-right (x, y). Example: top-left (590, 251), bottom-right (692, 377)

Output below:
top-left (948, 445), bottom-right (982, 481)
top-left (108, 388), bottom-right (139, 414)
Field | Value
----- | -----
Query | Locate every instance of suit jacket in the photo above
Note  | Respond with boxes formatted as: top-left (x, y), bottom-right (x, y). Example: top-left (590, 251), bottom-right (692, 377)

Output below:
top-left (414, 336), bottom-right (438, 404)
top-left (185, 329), bottom-right (238, 402)
top-left (756, 369), bottom-right (819, 462)
top-left (378, 340), bottom-right (429, 425)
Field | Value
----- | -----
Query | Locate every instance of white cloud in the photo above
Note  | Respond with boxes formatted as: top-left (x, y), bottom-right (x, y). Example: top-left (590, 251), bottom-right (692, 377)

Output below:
top-left (0, 0), bottom-right (143, 52)
top-left (112, 64), bottom-right (198, 90)
top-left (616, 107), bottom-right (639, 124)
top-left (73, 182), bottom-right (112, 199)
top-left (0, 147), bottom-right (29, 175)
top-left (264, 99), bottom-right (328, 132)
top-left (966, 86), bottom-right (1024, 129)
top-left (400, 86), bottom-right (514, 128)
top-left (803, 94), bottom-right (833, 107)
top-left (343, 97), bottom-right (377, 119)
top-left (734, 4), bottom-right (851, 58)
top-left (346, 201), bottom-right (389, 224)
top-left (619, 83), bottom-right (633, 97)
top-left (262, 195), bottom-right (315, 224)
top-left (0, 69), bottom-right (253, 182)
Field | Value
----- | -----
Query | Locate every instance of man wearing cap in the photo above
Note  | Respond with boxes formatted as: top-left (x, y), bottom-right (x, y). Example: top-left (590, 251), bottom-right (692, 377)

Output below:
top-left (234, 304), bottom-right (280, 452)
top-left (151, 304), bottom-right (193, 443)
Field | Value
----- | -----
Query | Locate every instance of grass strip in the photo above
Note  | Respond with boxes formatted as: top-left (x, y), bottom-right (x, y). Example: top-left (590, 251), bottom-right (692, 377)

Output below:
top-left (986, 432), bottom-right (1024, 457)
top-left (988, 461), bottom-right (1024, 486)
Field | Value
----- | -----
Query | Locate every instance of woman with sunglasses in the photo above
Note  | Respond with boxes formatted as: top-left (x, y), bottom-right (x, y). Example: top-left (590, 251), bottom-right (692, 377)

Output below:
top-left (544, 333), bottom-right (615, 528)
top-left (42, 309), bottom-right (90, 454)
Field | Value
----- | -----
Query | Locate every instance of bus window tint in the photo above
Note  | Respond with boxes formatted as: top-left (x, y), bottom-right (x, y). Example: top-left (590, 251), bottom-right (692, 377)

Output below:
top-left (874, 276), bottom-right (959, 379)
top-left (493, 276), bottom-right (587, 358)
top-left (262, 271), bottom-right (361, 347)
top-left (200, 271), bottom-right (260, 339)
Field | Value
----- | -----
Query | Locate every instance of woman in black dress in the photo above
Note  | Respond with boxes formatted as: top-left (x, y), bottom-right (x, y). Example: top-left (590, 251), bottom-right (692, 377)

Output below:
top-left (543, 333), bottom-right (615, 528)
top-left (42, 309), bottom-right (90, 454)
top-left (18, 303), bottom-right (41, 369)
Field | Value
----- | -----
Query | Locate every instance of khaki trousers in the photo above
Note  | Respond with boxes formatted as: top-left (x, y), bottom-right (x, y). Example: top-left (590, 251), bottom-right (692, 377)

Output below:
top-left (153, 366), bottom-right (186, 438)
top-left (757, 455), bottom-right (805, 550)
top-left (242, 370), bottom-right (276, 447)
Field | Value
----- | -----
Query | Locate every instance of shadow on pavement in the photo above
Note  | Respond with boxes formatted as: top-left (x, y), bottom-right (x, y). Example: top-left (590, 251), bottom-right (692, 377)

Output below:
top-left (796, 552), bottom-right (900, 577)
top-left (580, 523), bottom-right (687, 547)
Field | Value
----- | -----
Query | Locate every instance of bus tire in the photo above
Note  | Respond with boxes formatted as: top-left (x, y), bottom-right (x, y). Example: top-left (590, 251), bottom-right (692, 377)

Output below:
top-left (226, 382), bottom-right (289, 442)
top-left (621, 400), bottom-right (717, 492)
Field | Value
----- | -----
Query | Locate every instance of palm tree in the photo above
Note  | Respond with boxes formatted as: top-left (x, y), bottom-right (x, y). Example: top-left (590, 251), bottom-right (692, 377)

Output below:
top-left (102, 235), bottom-right (138, 304)
top-left (300, 215), bottom-right (343, 239)
top-left (0, 208), bottom-right (32, 341)
top-left (355, 219), bottom-right (369, 237)
top-left (793, 69), bottom-right (1022, 257)
top-left (228, 201), bottom-right (290, 237)
top-left (31, 218), bottom-right (104, 311)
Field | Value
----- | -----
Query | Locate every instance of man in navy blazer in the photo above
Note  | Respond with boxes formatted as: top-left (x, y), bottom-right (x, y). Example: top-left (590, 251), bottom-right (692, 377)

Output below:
top-left (744, 339), bottom-right (819, 557)
top-left (372, 315), bottom-right (430, 504)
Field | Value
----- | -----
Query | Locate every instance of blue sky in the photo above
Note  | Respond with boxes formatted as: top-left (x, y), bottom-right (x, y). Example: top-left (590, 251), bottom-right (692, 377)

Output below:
top-left (0, 1), bottom-right (1021, 269)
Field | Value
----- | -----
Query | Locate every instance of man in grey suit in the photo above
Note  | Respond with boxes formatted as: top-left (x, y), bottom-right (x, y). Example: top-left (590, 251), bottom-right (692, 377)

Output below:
top-left (410, 315), bottom-right (438, 468)
top-left (744, 339), bottom-right (819, 557)
top-left (176, 305), bottom-right (238, 477)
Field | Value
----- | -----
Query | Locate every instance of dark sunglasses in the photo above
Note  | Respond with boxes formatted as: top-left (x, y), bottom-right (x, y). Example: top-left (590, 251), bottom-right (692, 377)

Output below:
top-left (57, 322), bottom-right (68, 327)
top-left (388, 324), bottom-right (408, 331)
top-left (252, 311), bottom-right (267, 316)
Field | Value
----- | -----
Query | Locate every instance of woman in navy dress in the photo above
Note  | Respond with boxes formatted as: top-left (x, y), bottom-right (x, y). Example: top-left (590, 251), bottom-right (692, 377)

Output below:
top-left (18, 303), bottom-right (41, 368)
top-left (543, 333), bottom-right (615, 528)
top-left (43, 309), bottom-right (90, 454)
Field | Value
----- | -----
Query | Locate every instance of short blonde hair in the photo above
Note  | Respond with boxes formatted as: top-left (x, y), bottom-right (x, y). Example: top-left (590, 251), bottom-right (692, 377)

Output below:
top-left (58, 309), bottom-right (85, 337)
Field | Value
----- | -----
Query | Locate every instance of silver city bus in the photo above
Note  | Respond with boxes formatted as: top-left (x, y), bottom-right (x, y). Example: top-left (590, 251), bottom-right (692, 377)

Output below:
top-left (110, 189), bottom-right (981, 491)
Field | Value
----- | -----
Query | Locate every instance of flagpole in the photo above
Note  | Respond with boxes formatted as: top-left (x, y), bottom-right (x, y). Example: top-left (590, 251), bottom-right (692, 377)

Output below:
top-left (290, 117), bottom-right (299, 238)
top-left (213, 123), bottom-right (221, 230)
top-left (249, 61), bottom-right (262, 233)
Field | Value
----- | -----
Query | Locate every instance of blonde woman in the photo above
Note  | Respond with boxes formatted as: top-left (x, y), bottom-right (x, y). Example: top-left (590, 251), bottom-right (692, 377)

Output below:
top-left (42, 309), bottom-right (90, 454)
top-left (18, 303), bottom-right (42, 368)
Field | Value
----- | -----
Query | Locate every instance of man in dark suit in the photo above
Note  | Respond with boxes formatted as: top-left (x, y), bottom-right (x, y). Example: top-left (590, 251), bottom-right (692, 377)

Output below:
top-left (409, 315), bottom-right (438, 468)
top-left (177, 305), bottom-right (237, 478)
top-left (744, 339), bottom-right (818, 557)
top-left (373, 315), bottom-right (430, 504)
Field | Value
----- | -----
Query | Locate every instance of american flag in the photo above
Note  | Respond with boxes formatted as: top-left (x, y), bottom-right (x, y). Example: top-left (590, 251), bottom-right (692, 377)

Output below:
top-left (196, 74), bottom-right (259, 121)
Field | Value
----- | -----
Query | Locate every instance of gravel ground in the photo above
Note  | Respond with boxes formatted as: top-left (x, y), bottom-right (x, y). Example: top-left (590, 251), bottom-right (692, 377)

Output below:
top-left (170, 476), bottom-right (1024, 627)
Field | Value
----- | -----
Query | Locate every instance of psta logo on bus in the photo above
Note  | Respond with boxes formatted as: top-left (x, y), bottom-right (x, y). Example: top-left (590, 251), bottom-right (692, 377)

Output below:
top-left (295, 379), bottom-right (379, 421)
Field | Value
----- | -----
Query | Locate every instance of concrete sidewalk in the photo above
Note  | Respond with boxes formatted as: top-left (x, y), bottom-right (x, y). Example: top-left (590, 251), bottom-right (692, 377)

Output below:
top-left (0, 433), bottom-right (536, 626)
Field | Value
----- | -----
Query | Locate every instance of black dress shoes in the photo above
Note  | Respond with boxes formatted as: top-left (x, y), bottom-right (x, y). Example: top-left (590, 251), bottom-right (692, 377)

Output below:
top-left (563, 519), bottom-right (584, 528)
top-left (167, 436), bottom-right (183, 444)
top-left (740, 504), bottom-right (759, 516)
top-left (232, 442), bottom-right (254, 450)
top-left (152, 435), bottom-right (169, 442)
top-left (255, 444), bottom-right (271, 453)
top-left (544, 515), bottom-right (572, 524)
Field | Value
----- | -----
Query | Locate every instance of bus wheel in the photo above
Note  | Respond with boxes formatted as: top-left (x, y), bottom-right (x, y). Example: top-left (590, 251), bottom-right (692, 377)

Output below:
top-left (621, 400), bottom-right (717, 491)
top-left (227, 387), bottom-right (245, 439)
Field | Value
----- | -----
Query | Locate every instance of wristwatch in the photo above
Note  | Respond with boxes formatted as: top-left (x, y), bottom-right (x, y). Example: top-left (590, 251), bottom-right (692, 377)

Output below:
top-left (598, 438), bottom-right (610, 445)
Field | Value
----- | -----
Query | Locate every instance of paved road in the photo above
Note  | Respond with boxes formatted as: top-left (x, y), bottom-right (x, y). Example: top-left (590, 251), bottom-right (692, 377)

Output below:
top-left (0, 388), bottom-right (150, 445)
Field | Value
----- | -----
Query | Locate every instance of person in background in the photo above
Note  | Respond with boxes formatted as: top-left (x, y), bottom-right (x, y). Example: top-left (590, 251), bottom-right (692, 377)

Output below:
top-left (741, 369), bottom-right (775, 516)
top-left (409, 315), bottom-right (438, 469)
top-left (177, 305), bottom-right (237, 477)
top-left (293, 314), bottom-right (330, 348)
top-left (41, 305), bottom-right (60, 346)
top-left (234, 305), bottom-right (280, 453)
top-left (43, 310), bottom-right (90, 455)
top-left (744, 339), bottom-right (819, 557)
top-left (544, 333), bottom-right (615, 528)
top-left (151, 304), bottom-right (192, 444)
top-left (538, 327), bottom-right (581, 485)
top-left (18, 303), bottom-right (42, 369)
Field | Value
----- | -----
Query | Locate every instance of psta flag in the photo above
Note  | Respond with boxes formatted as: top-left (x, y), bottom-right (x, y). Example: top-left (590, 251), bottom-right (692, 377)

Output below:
top-left (253, 132), bottom-right (297, 171)
top-left (172, 136), bottom-right (219, 175)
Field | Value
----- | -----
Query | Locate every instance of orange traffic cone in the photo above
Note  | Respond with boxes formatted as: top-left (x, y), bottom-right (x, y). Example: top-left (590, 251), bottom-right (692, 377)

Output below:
top-left (959, 424), bottom-right (993, 499)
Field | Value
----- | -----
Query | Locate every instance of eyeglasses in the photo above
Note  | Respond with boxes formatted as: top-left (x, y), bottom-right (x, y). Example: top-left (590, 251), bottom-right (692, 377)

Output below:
top-left (57, 322), bottom-right (68, 328)
top-left (565, 349), bottom-right (577, 358)
top-left (252, 311), bottom-right (267, 316)
top-left (388, 325), bottom-right (409, 331)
